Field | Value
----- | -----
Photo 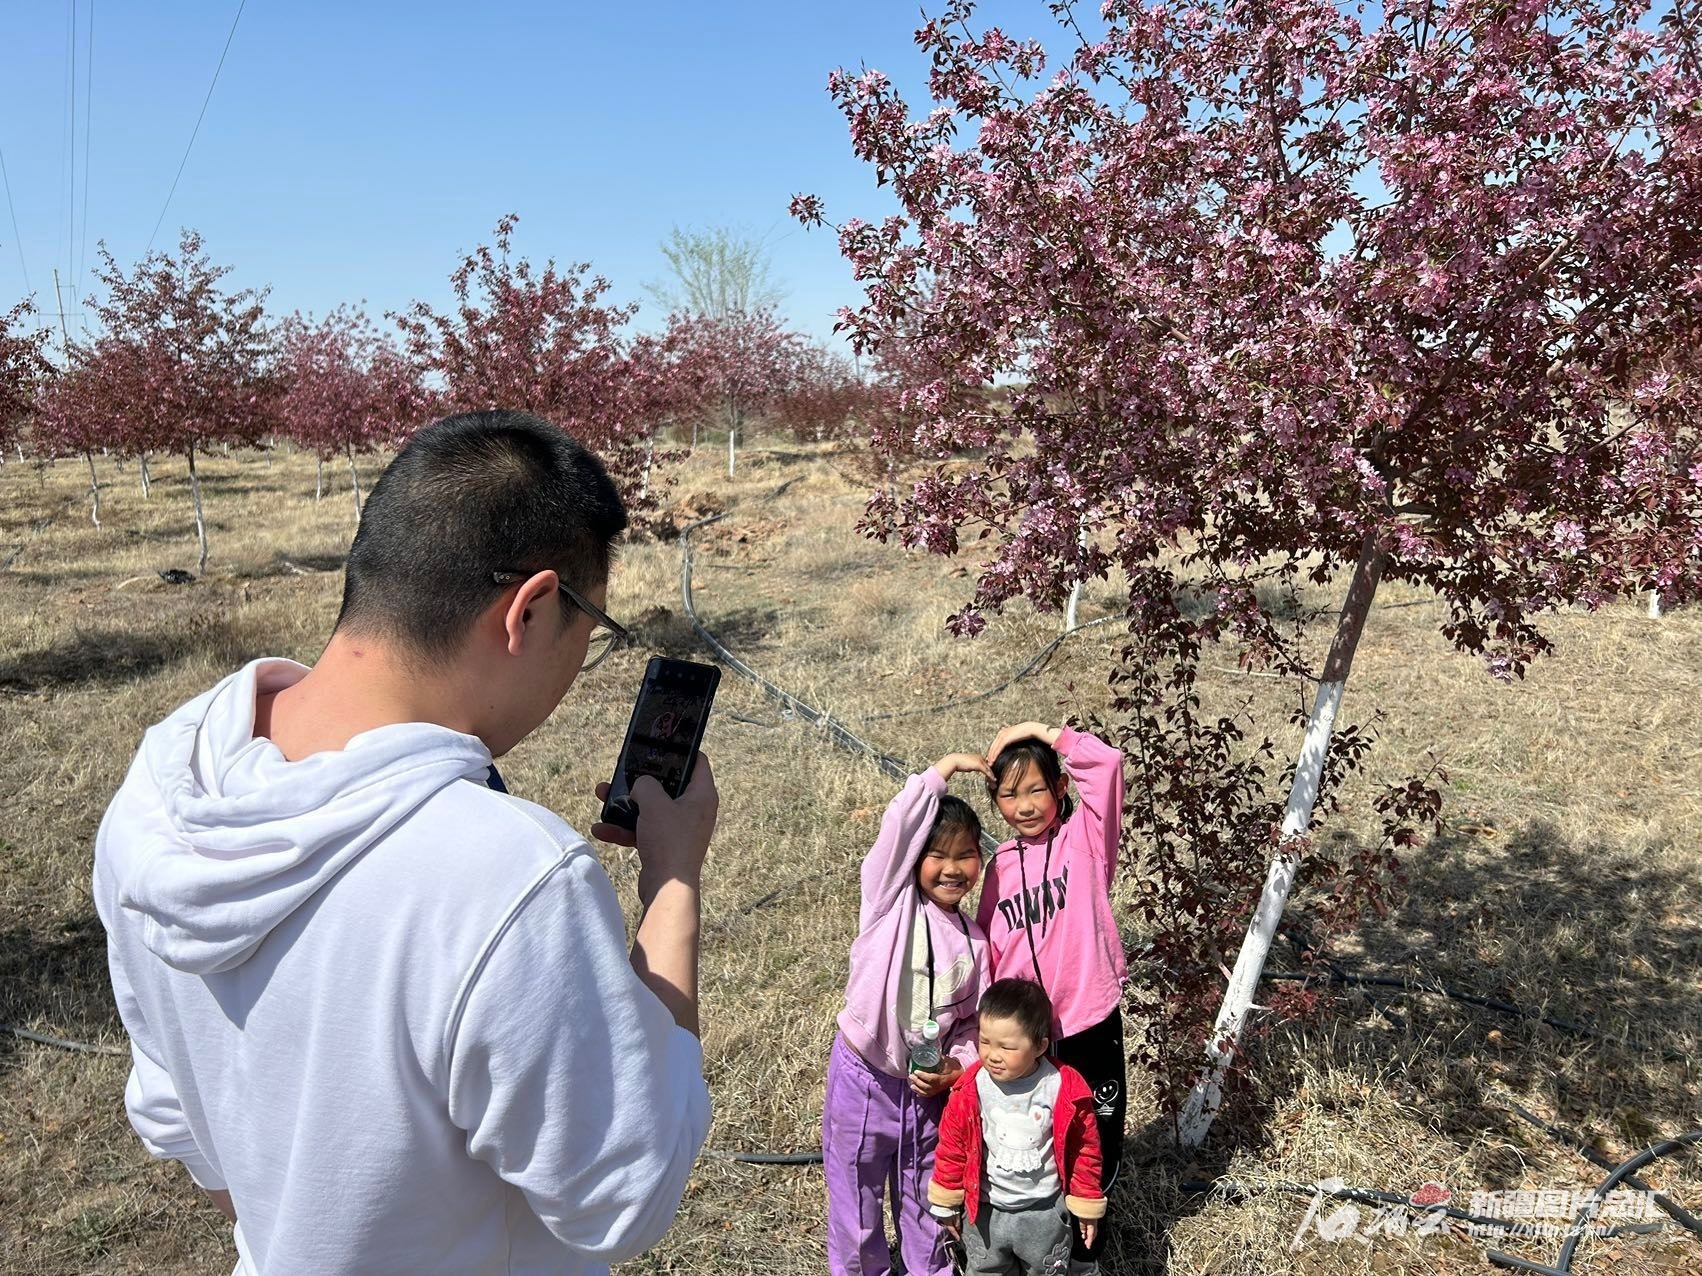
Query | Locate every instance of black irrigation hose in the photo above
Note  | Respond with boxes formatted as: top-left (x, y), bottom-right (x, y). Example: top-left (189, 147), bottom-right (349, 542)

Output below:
top-left (856, 615), bottom-right (1120, 724)
top-left (1504, 1102), bottom-right (1702, 1239)
top-left (1180, 1177), bottom-right (1667, 1242)
top-left (705, 1150), bottom-right (825, 1165)
top-left (1488, 1132), bottom-right (1701, 1275)
top-left (0, 1023), bottom-right (126, 1056)
top-left (1258, 970), bottom-right (1598, 1041)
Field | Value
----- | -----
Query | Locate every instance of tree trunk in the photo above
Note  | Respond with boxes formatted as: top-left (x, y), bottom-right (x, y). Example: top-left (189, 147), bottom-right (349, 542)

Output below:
top-left (315, 456), bottom-right (324, 502)
top-left (727, 423), bottom-right (737, 477)
top-left (1064, 517), bottom-right (1090, 631)
top-left (139, 452), bottom-right (152, 500)
top-left (84, 451), bottom-right (101, 527)
top-left (690, 418), bottom-right (698, 451)
top-left (1648, 589), bottom-right (1664, 619)
top-left (1177, 534), bottom-right (1386, 1148)
top-left (640, 432), bottom-right (655, 504)
top-left (347, 444), bottom-right (363, 524)
top-left (187, 444), bottom-right (210, 576)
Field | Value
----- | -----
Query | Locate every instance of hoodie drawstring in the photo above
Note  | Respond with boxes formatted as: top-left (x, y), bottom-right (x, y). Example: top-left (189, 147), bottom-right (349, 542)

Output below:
top-left (1014, 829), bottom-right (1055, 999)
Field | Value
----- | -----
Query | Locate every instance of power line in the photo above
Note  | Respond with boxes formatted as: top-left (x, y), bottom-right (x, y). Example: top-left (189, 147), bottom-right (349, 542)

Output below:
top-left (146, 0), bottom-right (247, 255)
top-left (0, 142), bottom-right (29, 295)
top-left (68, 0), bottom-right (77, 326)
top-left (77, 0), bottom-right (94, 308)
top-left (53, 0), bottom-right (71, 299)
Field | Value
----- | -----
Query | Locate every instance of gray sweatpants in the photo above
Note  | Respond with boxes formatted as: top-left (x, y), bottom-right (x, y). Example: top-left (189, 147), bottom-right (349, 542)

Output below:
top-left (962, 1197), bottom-right (1072, 1275)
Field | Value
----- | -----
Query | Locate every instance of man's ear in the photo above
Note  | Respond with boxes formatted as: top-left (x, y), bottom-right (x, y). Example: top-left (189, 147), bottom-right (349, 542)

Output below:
top-left (501, 570), bottom-right (560, 657)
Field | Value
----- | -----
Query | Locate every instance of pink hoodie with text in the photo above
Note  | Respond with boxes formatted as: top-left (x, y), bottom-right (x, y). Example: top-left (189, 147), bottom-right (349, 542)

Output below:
top-left (837, 769), bottom-right (991, 1078)
top-left (974, 727), bottom-right (1127, 1039)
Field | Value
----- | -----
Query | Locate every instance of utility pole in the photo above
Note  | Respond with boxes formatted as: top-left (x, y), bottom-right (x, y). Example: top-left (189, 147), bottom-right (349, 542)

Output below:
top-left (56, 268), bottom-right (100, 526)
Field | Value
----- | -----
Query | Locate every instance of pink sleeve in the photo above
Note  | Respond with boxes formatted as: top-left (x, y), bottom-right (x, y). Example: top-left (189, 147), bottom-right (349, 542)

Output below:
top-left (859, 770), bottom-right (946, 931)
top-left (1057, 726), bottom-right (1123, 884)
top-left (945, 1013), bottom-right (979, 1069)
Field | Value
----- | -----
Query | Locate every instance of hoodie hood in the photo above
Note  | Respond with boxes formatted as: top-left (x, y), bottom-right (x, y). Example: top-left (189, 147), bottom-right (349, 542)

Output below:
top-left (114, 658), bottom-right (495, 975)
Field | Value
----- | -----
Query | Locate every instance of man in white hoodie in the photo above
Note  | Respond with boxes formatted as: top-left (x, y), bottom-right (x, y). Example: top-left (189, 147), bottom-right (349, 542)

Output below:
top-left (92, 410), bottom-right (716, 1275)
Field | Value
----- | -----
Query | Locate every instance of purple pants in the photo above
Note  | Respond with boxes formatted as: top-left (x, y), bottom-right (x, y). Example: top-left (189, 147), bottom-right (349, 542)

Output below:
top-left (823, 1034), bottom-right (954, 1276)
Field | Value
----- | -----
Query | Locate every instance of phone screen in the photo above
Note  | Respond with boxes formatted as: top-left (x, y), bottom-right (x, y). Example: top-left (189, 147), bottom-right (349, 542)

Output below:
top-left (601, 659), bottom-right (719, 829)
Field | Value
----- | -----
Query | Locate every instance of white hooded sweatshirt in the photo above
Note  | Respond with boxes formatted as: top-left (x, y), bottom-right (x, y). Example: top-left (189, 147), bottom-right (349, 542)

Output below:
top-left (92, 659), bottom-right (710, 1275)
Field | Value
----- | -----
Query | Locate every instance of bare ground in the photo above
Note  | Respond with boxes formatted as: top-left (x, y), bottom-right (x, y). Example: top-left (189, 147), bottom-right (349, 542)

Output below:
top-left (1, 442), bottom-right (1697, 1274)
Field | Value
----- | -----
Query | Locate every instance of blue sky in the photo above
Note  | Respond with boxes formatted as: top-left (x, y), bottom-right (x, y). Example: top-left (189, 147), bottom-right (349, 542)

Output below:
top-left (0, 1), bottom-right (1059, 350)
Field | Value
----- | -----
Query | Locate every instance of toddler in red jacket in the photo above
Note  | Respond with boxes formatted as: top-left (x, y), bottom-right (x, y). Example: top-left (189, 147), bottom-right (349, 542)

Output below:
top-left (927, 979), bottom-right (1105, 1275)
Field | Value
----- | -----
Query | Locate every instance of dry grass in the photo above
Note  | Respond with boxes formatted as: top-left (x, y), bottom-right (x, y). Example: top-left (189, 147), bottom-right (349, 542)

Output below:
top-left (1, 441), bottom-right (1698, 1274)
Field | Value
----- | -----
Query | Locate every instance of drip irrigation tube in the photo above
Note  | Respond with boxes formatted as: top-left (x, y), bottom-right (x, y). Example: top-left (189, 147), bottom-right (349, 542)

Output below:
top-left (1259, 970), bottom-right (1596, 1041)
top-left (856, 615), bottom-right (1119, 724)
top-left (1487, 1131), bottom-right (1701, 1275)
top-left (705, 1150), bottom-right (825, 1165)
top-left (1504, 1102), bottom-right (1702, 1239)
top-left (0, 1023), bottom-right (126, 1056)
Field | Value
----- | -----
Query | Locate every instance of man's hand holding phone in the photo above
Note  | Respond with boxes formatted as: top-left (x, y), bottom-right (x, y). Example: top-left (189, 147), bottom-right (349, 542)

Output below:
top-left (592, 757), bottom-right (719, 901)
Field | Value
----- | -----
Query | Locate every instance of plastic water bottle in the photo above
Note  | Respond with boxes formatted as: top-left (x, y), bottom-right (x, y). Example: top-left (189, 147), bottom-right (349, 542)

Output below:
top-left (908, 1019), bottom-right (942, 1073)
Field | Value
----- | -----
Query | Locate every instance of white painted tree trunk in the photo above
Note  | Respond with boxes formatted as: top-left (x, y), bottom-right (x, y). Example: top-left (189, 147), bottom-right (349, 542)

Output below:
top-left (640, 433), bottom-right (655, 504)
top-left (347, 444), bottom-right (363, 524)
top-left (1177, 535), bottom-right (1386, 1148)
top-left (1648, 589), bottom-right (1664, 619)
top-left (315, 456), bottom-right (324, 502)
top-left (727, 424), bottom-right (737, 477)
top-left (187, 444), bottom-right (210, 576)
top-left (139, 452), bottom-right (152, 500)
top-left (84, 451), bottom-right (101, 527)
top-left (1064, 517), bottom-right (1090, 631)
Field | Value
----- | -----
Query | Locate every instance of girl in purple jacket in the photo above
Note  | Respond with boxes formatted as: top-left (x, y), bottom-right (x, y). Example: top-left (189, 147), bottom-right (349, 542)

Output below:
top-left (976, 721), bottom-right (1127, 1272)
top-left (824, 753), bottom-right (995, 1276)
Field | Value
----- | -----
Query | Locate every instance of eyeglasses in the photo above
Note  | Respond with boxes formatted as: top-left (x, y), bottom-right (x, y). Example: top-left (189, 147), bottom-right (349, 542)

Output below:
top-left (491, 571), bottom-right (630, 671)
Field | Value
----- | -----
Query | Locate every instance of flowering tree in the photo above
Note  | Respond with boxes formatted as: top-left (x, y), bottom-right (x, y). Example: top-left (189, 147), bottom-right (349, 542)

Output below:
top-left (800, 0), bottom-right (1702, 1143)
top-left (396, 214), bottom-right (665, 510)
top-left (664, 307), bottom-right (804, 475)
top-left (35, 354), bottom-right (115, 524)
top-left (278, 309), bottom-right (435, 521)
top-left (0, 300), bottom-right (50, 466)
top-left (56, 232), bottom-right (276, 571)
top-left (770, 341), bottom-right (881, 445)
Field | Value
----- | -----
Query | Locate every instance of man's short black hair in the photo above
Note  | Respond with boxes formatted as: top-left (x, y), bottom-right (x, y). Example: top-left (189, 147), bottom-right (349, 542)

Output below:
top-left (335, 410), bottom-right (627, 660)
top-left (979, 978), bottom-right (1053, 1048)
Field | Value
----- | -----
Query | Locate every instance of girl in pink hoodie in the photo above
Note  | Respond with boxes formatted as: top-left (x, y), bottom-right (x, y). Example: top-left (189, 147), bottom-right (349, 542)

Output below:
top-left (975, 721), bottom-right (1127, 1272)
top-left (824, 753), bottom-right (995, 1276)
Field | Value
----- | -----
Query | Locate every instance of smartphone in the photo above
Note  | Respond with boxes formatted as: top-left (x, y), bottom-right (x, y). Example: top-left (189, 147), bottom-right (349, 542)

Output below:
top-left (599, 657), bottom-right (721, 831)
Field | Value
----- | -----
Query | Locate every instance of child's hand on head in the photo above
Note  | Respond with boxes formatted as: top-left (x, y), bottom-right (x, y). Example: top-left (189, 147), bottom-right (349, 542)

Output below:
top-left (985, 722), bottom-right (1062, 764)
top-left (932, 752), bottom-right (993, 782)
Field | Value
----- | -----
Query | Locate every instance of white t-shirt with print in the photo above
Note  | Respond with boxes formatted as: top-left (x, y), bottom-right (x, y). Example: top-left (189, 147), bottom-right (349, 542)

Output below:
top-left (976, 1060), bottom-right (1063, 1209)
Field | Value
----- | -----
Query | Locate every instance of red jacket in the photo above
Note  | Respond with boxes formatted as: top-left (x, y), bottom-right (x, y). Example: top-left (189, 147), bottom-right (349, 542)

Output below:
top-left (926, 1060), bottom-right (1106, 1225)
